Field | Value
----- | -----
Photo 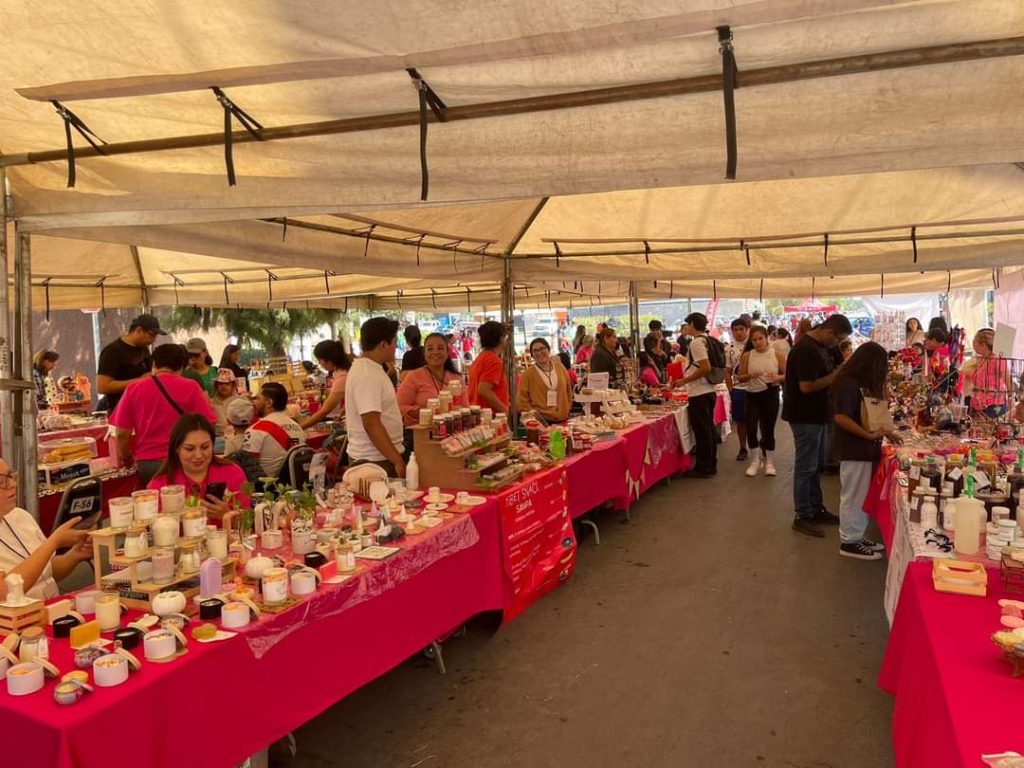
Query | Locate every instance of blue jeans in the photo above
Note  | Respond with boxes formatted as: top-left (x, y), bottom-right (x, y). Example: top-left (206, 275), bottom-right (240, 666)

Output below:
top-left (790, 423), bottom-right (827, 520)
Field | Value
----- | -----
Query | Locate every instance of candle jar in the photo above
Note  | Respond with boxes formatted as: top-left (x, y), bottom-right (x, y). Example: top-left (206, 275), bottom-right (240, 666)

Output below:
top-left (470, 405), bottom-right (481, 426)
top-left (182, 509), bottom-right (207, 539)
top-left (132, 490), bottom-right (159, 522)
top-left (19, 627), bottom-right (46, 662)
top-left (336, 542), bottom-right (356, 573)
top-left (95, 592), bottom-right (122, 632)
top-left (206, 529), bottom-right (228, 559)
top-left (152, 515), bottom-right (179, 548)
top-left (426, 397), bottom-right (440, 415)
top-left (291, 527), bottom-right (316, 555)
top-left (124, 524), bottom-right (149, 558)
top-left (160, 484), bottom-right (186, 514)
top-left (418, 407), bottom-right (433, 427)
top-left (151, 547), bottom-right (176, 585)
top-left (261, 567), bottom-right (289, 606)
top-left (108, 497), bottom-right (134, 529)
top-left (179, 542), bottom-right (200, 575)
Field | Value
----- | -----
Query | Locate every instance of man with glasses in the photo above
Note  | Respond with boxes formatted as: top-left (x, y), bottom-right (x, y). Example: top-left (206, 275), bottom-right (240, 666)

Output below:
top-left (96, 314), bottom-right (167, 411)
top-left (782, 314), bottom-right (853, 537)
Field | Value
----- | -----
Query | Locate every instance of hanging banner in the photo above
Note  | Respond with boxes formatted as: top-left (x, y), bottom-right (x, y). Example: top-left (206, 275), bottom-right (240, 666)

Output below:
top-left (497, 467), bottom-right (576, 621)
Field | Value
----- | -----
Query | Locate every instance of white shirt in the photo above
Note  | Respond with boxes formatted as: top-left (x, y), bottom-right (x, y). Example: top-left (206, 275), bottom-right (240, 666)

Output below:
top-left (243, 410), bottom-right (307, 477)
top-left (685, 335), bottom-right (717, 398)
top-left (345, 357), bottom-right (404, 462)
top-left (727, 341), bottom-right (747, 391)
top-left (0, 508), bottom-right (59, 600)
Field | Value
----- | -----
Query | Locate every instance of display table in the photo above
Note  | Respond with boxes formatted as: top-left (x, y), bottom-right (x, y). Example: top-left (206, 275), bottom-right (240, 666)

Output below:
top-left (37, 468), bottom-right (139, 535)
top-left (879, 562), bottom-right (1022, 768)
top-left (2, 503), bottom-right (507, 768)
top-left (38, 424), bottom-right (112, 458)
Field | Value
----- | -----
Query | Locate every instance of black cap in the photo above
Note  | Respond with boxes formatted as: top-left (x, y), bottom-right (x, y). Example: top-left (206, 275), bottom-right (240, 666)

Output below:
top-left (129, 313), bottom-right (167, 335)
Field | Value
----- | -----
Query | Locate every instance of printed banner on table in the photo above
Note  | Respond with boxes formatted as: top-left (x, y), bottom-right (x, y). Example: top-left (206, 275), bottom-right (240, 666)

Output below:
top-left (498, 468), bottom-right (576, 621)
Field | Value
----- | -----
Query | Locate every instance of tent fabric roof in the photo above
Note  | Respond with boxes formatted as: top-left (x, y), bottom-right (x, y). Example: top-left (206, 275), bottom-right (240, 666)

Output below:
top-left (3, 0), bottom-right (1024, 307)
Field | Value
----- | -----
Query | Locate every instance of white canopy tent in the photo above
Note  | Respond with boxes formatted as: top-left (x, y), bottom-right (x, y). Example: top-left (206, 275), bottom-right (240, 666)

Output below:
top-left (4, 0), bottom-right (1024, 502)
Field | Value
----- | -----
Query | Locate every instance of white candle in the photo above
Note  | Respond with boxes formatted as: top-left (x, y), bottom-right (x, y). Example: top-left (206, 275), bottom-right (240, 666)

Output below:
top-left (95, 593), bottom-right (121, 632)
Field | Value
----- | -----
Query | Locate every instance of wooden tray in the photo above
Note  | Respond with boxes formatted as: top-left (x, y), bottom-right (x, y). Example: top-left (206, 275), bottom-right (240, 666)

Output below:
top-left (933, 559), bottom-right (987, 597)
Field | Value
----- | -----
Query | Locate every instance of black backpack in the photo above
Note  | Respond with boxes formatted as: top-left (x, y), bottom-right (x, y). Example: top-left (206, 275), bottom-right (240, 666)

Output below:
top-left (690, 335), bottom-right (727, 385)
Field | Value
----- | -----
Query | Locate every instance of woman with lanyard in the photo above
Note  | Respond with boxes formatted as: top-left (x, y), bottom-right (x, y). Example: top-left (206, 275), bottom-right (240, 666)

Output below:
top-left (147, 414), bottom-right (246, 521)
top-left (0, 459), bottom-right (93, 601)
top-left (397, 332), bottom-right (461, 425)
top-left (517, 338), bottom-right (573, 423)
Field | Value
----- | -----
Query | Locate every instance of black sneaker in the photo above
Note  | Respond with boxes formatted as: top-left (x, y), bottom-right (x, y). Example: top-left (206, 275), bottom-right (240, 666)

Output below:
top-left (861, 538), bottom-right (886, 553)
top-left (792, 517), bottom-right (825, 538)
top-left (736, 448), bottom-right (749, 461)
top-left (813, 507), bottom-right (841, 525)
top-left (839, 541), bottom-right (883, 560)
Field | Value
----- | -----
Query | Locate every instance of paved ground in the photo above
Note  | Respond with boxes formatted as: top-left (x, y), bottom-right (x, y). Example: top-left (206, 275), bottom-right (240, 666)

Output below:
top-left (294, 429), bottom-right (894, 768)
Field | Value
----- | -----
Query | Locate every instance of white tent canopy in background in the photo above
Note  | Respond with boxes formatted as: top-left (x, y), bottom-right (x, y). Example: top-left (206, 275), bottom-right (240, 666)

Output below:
top-left (2, 0), bottom-right (1024, 308)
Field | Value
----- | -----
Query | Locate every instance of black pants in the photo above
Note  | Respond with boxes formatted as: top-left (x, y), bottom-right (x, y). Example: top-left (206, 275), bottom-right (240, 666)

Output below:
top-left (688, 392), bottom-right (718, 474)
top-left (745, 387), bottom-right (780, 452)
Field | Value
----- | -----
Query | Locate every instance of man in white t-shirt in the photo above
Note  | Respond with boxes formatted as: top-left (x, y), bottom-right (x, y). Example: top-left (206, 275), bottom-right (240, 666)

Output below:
top-left (727, 317), bottom-right (752, 461)
top-left (243, 382), bottom-right (306, 478)
top-left (676, 312), bottom-right (719, 478)
top-left (345, 317), bottom-right (406, 478)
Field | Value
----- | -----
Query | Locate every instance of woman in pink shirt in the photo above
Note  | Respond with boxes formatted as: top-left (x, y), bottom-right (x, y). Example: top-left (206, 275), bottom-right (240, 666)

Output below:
top-left (148, 413), bottom-right (247, 521)
top-left (397, 333), bottom-right (461, 425)
top-left (300, 340), bottom-right (351, 430)
top-left (575, 335), bottom-right (594, 365)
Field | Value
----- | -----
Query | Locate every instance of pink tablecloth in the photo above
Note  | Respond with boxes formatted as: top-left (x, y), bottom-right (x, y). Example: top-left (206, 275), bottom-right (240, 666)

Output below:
top-left (878, 562), bottom-right (1022, 768)
top-left (3, 503), bottom-right (507, 768)
top-left (864, 454), bottom-right (899, 551)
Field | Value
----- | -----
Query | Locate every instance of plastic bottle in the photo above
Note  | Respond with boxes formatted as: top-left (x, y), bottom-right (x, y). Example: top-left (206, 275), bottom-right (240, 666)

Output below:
top-left (405, 453), bottom-right (419, 491)
top-left (549, 430), bottom-right (566, 460)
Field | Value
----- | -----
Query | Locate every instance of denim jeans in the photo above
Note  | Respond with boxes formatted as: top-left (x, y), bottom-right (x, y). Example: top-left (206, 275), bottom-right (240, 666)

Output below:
top-left (790, 422), bottom-right (827, 520)
top-left (839, 460), bottom-right (874, 543)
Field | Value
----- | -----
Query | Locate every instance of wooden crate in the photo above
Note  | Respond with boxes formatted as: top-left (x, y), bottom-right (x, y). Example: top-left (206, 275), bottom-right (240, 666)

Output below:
top-left (933, 559), bottom-right (987, 597)
top-left (0, 599), bottom-right (47, 633)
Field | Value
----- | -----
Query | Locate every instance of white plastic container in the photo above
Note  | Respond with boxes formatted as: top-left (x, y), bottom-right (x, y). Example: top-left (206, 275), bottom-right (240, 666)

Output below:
top-left (954, 496), bottom-right (985, 556)
top-left (406, 452), bottom-right (419, 490)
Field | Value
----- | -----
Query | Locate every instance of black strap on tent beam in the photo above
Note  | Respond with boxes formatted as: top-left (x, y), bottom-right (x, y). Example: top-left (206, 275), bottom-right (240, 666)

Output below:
top-left (221, 272), bottom-right (234, 304)
top-left (759, 278), bottom-right (764, 302)
top-left (669, 280), bottom-right (674, 299)
top-left (947, 270), bottom-right (952, 294)
top-left (407, 68), bottom-right (447, 202)
top-left (360, 225), bottom-right (377, 258)
top-left (993, 268), bottom-right (1001, 290)
top-left (41, 278), bottom-right (52, 322)
top-left (265, 269), bottom-right (278, 302)
top-left (211, 86), bottom-right (263, 186)
top-left (553, 242), bottom-right (563, 268)
top-left (281, 217), bottom-right (288, 242)
top-left (324, 271), bottom-right (332, 296)
top-left (740, 239), bottom-right (751, 266)
top-left (717, 26), bottom-right (739, 180)
top-left (880, 273), bottom-right (885, 298)
top-left (911, 226), bottom-right (918, 263)
top-left (415, 235), bottom-right (425, 266)
top-left (712, 280), bottom-right (717, 301)
top-left (95, 276), bottom-right (107, 316)
top-left (430, 288), bottom-right (438, 309)
top-left (51, 100), bottom-right (106, 188)
top-left (466, 286), bottom-right (472, 313)
top-left (811, 275), bottom-right (816, 301)
top-left (643, 241), bottom-right (651, 265)
top-left (823, 234), bottom-right (829, 267)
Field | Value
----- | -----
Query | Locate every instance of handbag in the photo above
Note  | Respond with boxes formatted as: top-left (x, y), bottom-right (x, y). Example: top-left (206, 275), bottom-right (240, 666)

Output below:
top-left (152, 374), bottom-right (184, 415)
top-left (860, 388), bottom-right (893, 434)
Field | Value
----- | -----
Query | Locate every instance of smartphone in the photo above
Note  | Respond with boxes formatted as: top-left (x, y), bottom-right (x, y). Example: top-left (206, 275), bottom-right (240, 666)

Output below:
top-left (206, 482), bottom-right (227, 500)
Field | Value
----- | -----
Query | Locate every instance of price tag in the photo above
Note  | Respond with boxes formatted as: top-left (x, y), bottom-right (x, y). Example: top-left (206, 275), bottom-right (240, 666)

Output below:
top-left (974, 470), bottom-right (991, 489)
top-left (947, 467), bottom-right (962, 482)
top-left (909, 466), bottom-right (921, 480)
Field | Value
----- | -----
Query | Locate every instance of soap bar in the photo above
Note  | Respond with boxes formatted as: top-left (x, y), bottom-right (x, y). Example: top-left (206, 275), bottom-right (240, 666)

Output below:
top-left (69, 620), bottom-right (101, 649)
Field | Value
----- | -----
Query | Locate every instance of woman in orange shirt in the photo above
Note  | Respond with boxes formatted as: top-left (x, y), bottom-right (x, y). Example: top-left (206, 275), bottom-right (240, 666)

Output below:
top-left (468, 321), bottom-right (509, 414)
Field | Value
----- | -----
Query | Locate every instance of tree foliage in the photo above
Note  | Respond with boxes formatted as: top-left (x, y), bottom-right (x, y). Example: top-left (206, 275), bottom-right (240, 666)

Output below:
top-left (158, 308), bottom-right (343, 357)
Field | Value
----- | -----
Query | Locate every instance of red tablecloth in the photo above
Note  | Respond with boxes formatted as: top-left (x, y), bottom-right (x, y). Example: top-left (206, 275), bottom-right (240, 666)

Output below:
top-left (864, 454), bottom-right (900, 551)
top-left (878, 562), bottom-right (1022, 768)
top-left (4, 503), bottom-right (507, 768)
top-left (37, 470), bottom-right (140, 535)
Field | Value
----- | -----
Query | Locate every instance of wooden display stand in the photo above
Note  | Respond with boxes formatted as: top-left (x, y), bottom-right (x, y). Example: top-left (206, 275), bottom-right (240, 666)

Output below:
top-left (89, 527), bottom-right (237, 612)
top-left (410, 426), bottom-right (524, 491)
top-left (0, 599), bottom-right (47, 633)
top-left (932, 559), bottom-right (987, 597)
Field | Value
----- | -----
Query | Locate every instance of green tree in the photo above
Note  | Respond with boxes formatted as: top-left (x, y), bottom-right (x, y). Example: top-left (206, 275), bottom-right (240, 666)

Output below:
top-left (158, 308), bottom-right (343, 357)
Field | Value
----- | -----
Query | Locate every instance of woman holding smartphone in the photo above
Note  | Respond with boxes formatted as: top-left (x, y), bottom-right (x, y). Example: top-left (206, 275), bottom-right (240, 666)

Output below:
top-left (147, 413), bottom-right (246, 520)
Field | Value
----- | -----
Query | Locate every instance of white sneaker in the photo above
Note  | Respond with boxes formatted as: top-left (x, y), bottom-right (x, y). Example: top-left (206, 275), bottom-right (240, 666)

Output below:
top-left (745, 458), bottom-right (760, 477)
top-left (764, 462), bottom-right (777, 477)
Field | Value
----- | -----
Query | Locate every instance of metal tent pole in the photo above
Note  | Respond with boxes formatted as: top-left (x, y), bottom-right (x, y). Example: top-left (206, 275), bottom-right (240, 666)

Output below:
top-left (0, 169), bottom-right (13, 465)
top-left (14, 224), bottom-right (37, 512)
top-left (628, 282), bottom-right (641, 387)
top-left (500, 258), bottom-right (515, 426)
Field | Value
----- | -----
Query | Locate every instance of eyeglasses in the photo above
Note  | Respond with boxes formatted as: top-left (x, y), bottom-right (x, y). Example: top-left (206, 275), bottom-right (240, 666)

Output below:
top-left (0, 472), bottom-right (19, 488)
top-left (530, 347), bottom-right (549, 356)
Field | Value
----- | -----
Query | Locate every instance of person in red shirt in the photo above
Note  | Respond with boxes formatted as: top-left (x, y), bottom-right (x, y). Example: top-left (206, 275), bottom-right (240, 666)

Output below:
top-left (468, 321), bottom-right (509, 414)
top-left (109, 343), bottom-right (217, 486)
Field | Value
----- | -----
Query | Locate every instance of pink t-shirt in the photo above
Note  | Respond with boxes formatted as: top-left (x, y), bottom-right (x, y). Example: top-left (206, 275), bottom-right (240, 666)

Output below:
top-left (147, 461), bottom-right (248, 501)
top-left (396, 366), bottom-right (460, 425)
top-left (109, 374), bottom-right (218, 461)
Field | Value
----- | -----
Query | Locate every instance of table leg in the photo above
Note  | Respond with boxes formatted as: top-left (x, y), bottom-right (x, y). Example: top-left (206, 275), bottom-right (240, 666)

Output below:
top-left (579, 519), bottom-right (600, 545)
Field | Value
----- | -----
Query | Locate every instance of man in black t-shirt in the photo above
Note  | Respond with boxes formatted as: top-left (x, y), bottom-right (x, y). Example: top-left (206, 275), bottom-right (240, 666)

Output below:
top-left (782, 314), bottom-right (852, 537)
top-left (96, 314), bottom-right (167, 411)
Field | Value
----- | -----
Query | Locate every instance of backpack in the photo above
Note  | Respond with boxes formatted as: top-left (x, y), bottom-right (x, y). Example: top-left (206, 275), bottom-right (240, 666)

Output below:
top-left (227, 450), bottom-right (263, 483)
top-left (690, 335), bottom-right (727, 385)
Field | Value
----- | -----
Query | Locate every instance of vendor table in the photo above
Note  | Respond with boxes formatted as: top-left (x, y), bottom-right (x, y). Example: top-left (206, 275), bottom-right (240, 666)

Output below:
top-left (4, 503), bottom-right (507, 768)
top-left (37, 468), bottom-right (139, 535)
top-left (879, 562), bottom-right (1022, 768)
top-left (38, 424), bottom-right (112, 458)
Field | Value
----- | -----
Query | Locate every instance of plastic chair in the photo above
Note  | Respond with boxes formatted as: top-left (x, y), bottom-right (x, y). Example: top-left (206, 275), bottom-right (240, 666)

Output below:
top-left (49, 476), bottom-right (103, 535)
top-left (280, 444), bottom-right (315, 489)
